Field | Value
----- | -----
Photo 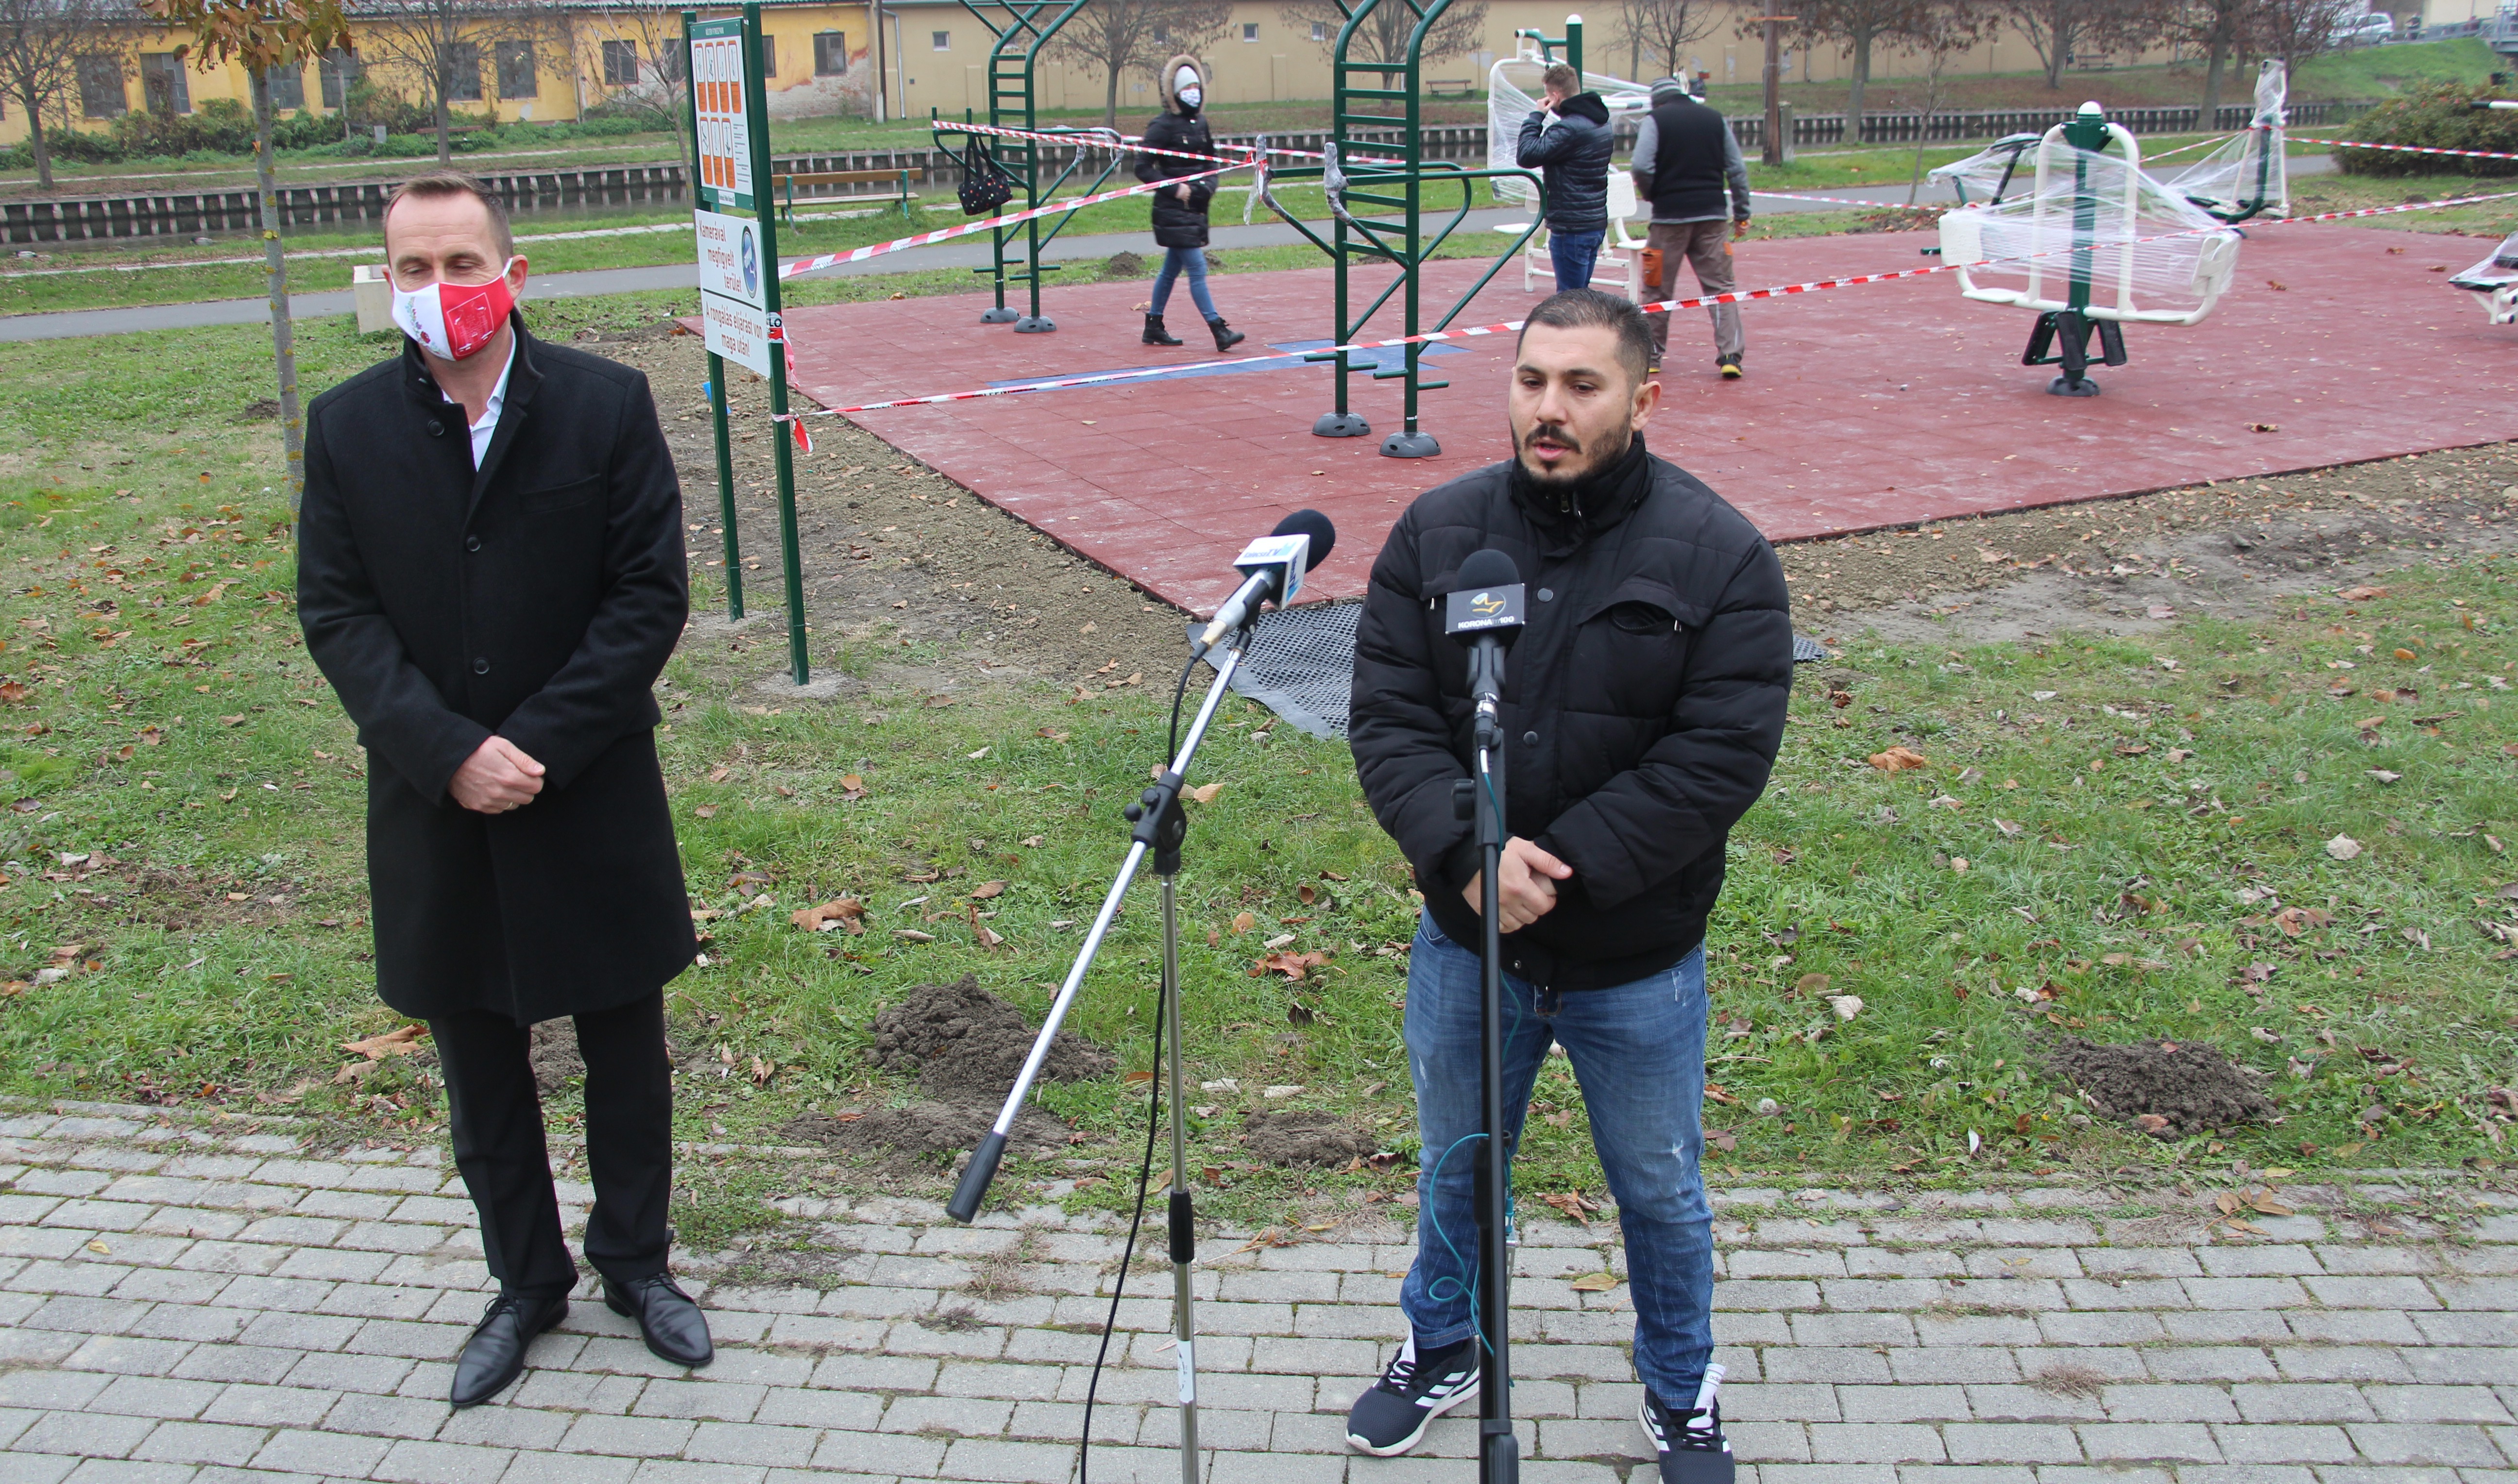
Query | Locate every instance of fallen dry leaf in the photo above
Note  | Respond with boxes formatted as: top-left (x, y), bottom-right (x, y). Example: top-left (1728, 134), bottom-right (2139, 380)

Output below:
top-left (1568, 1271), bottom-right (1621, 1293)
top-left (970, 880), bottom-right (1006, 900)
top-left (791, 898), bottom-right (867, 934)
top-left (895, 928), bottom-right (937, 943)
top-left (2337, 585), bottom-right (2389, 603)
top-left (1827, 994), bottom-right (1865, 1021)
top-left (2133, 1113), bottom-right (2172, 1134)
top-left (1231, 911), bottom-right (1258, 934)
top-left (1256, 950), bottom-right (1328, 982)
top-left (2325, 834), bottom-right (2364, 862)
top-left (1188, 782), bottom-right (1223, 805)
top-left (1869, 746), bottom-right (1929, 772)
top-left (340, 1025), bottom-right (429, 1060)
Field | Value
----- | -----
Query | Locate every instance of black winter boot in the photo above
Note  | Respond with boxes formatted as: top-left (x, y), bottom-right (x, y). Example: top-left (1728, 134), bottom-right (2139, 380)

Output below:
top-left (1142, 314), bottom-right (1182, 347)
top-left (1207, 317), bottom-right (1246, 352)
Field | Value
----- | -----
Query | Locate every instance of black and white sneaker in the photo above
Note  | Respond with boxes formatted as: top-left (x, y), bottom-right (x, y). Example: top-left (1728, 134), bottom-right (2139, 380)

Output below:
top-left (1344, 1332), bottom-right (1479, 1456)
top-left (1640, 1365), bottom-right (1733, 1484)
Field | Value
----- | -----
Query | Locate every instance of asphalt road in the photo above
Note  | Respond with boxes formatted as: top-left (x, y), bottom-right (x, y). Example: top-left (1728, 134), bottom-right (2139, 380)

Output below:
top-left (0, 158), bottom-right (2335, 344)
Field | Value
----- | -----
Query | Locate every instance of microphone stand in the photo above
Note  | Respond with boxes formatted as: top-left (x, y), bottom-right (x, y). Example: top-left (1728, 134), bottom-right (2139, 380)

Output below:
top-left (1455, 634), bottom-right (1519, 1484)
top-left (949, 631), bottom-right (1256, 1484)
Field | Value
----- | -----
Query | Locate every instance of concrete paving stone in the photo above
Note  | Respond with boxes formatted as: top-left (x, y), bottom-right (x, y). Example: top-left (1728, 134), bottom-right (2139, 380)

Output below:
top-left (0, 1407), bottom-right (37, 1450)
top-left (2102, 1386), bottom-right (2243, 1424)
top-left (0, 1448), bottom-right (76, 1484)
top-left (2416, 1317), bottom-right (2518, 1349)
top-left (626, 1462), bottom-right (766, 1484)
top-left (2364, 1392), bottom-right (2518, 1425)
top-left (1965, 1252), bottom-right (2086, 1282)
top-left (2431, 1281), bottom-right (2518, 1314)
top-left (2302, 1278), bottom-right (2442, 1312)
top-left (369, 1440), bottom-right (521, 1484)
top-left (345, 1319), bottom-right (469, 1361)
top-left (1711, 1314), bottom-right (1795, 1351)
top-left (2343, 1427), bottom-right (2513, 1467)
top-left (270, 1248), bottom-right (397, 1284)
top-left (285, 1350), bottom-right (421, 1396)
top-left (677, 1422), bottom-right (824, 1466)
top-left (2202, 1249), bottom-right (2328, 1279)
top-left (2314, 1249), bottom-right (2440, 1277)
top-left (2144, 1349), bottom-right (2279, 1383)
top-left (169, 1244), bottom-right (288, 1278)
top-left (1845, 1250), bottom-right (1968, 1278)
top-left (2186, 1281), bottom-right (2312, 1311)
top-left (13, 1413), bottom-right (159, 1458)
top-left (323, 1391), bottom-right (452, 1439)
top-left (1721, 1421), bottom-right (1816, 1464)
top-left (291, 1189), bottom-right (399, 1221)
top-left (12, 1264), bottom-right (131, 1300)
top-left (1941, 1424), bottom-right (2087, 1464)
top-left (1533, 1417), bottom-right (1661, 1461)
top-left (1976, 1222), bottom-right (2099, 1248)
top-left (1966, 1388), bottom-right (2110, 1424)
top-left (2175, 1467), bottom-right (2320, 1484)
top-left (762, 1315), bottom-right (888, 1350)
top-left (1219, 1269), bottom-right (1338, 1303)
top-left (1175, 1302), bottom-right (1294, 1338)
top-left (65, 1336), bottom-right (196, 1378)
top-left (1255, 1245), bottom-right (1379, 1275)
top-left (2166, 1314), bottom-right (2299, 1347)
top-left (233, 1217), bottom-right (346, 1248)
top-left (1891, 1349), bottom-right (2025, 1384)
top-left (106, 1269), bottom-right (231, 1306)
top-left (93, 1377), bottom-right (227, 1420)
top-left (2038, 1313), bottom-right (2171, 1347)
top-left (2076, 1423), bottom-right (2225, 1463)
top-left (0, 1369), bottom-right (114, 1409)
top-left (1898, 1466), bottom-right (2039, 1484)
top-left (623, 1379), bottom-right (765, 1424)
top-left (2061, 1280), bottom-right (2202, 1313)
top-left (1291, 1306), bottom-right (1412, 1341)
top-left (808, 1354), bottom-right (941, 1394)
top-left (1205, 1450), bottom-right (1346, 1484)
top-left (0, 1230), bottom-right (97, 1263)
top-left (14, 1169), bottom-right (116, 1197)
top-left (56, 1463), bottom-right (201, 1484)
top-left (2405, 1352), bottom-right (2518, 1387)
top-left (930, 1363), bottom-right (1065, 1403)
top-left (1761, 1350), bottom-right (1894, 1385)
top-left (1518, 1344), bottom-right (1647, 1384)
top-left (936, 1435), bottom-right (1091, 1484)
top-left (133, 1213), bottom-right (247, 1244)
top-left (2077, 1251), bottom-right (2206, 1280)
top-left (997, 1400), bottom-right (1137, 1444)
top-left (127, 1305), bottom-right (248, 1346)
top-left (434, 1405), bottom-right (573, 1450)
top-left (1267, 1411), bottom-right (1358, 1455)
top-left (338, 1223), bottom-right (457, 1256)
top-left (128, 1422), bottom-right (267, 1469)
top-left (2234, 1386), bottom-right (2382, 1424)
top-left (235, 1310), bottom-right (362, 1354)
top-left (2210, 1426), bottom-right (2360, 1464)
top-left (507, 1369), bottom-right (649, 1415)
top-left (1755, 1468), bottom-right (1898, 1484)
top-left (1717, 1282), bottom-right (1825, 1313)
top-left (2280, 1351), bottom-right (2422, 1384)
top-left (2442, 1250), bottom-right (2518, 1278)
top-left (1516, 1465), bottom-right (1623, 1484)
top-left (877, 1396), bottom-right (1011, 1436)
top-left (556, 1414), bottom-right (698, 1458)
top-left (1133, 1404), bottom-right (1271, 1451)
top-left (2291, 1313), bottom-right (2432, 1347)
top-left (1724, 1384), bottom-right (1845, 1424)
top-left (196, 1385), bottom-right (339, 1429)
top-left (248, 1430), bottom-right (393, 1478)
top-left (1821, 1279), bottom-right (1959, 1312)
top-left (1789, 1313), bottom-right (1917, 1348)
top-left (1839, 1385), bottom-right (1974, 1423)
top-left (738, 1387), bottom-right (878, 1437)
top-left (39, 1202), bottom-right (156, 1233)
top-left (1729, 1250), bottom-right (1850, 1280)
top-left (1250, 1336), bottom-right (1378, 1380)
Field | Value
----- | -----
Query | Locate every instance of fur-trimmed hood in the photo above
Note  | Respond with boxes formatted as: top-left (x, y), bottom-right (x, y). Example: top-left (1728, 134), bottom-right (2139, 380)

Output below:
top-left (1159, 54), bottom-right (1207, 113)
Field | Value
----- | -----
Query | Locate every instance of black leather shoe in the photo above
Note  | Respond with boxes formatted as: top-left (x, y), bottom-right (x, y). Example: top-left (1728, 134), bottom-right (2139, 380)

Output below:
top-left (451, 1294), bottom-right (566, 1407)
top-left (604, 1273), bottom-right (713, 1368)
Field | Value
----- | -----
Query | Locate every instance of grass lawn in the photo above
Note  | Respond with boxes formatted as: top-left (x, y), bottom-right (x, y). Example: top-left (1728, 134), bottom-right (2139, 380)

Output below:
top-left (0, 270), bottom-right (2512, 1244)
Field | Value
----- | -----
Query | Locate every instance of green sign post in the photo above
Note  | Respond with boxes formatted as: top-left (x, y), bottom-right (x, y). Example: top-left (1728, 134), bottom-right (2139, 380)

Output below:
top-left (685, 5), bottom-right (810, 684)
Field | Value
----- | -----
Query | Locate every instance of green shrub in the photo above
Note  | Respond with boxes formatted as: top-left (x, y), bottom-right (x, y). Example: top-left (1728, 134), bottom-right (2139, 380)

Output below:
top-left (2334, 81), bottom-right (2518, 176)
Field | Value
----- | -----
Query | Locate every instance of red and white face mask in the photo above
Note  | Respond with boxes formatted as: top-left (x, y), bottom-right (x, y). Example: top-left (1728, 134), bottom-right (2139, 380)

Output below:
top-left (391, 259), bottom-right (518, 361)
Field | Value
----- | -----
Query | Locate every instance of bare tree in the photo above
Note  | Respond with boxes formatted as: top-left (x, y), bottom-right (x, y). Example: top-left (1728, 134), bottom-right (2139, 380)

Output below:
top-left (0, 0), bottom-right (122, 189)
top-left (1999, 0), bottom-right (2166, 89)
top-left (572, 1), bottom-right (694, 186)
top-left (1617, 0), bottom-right (1722, 81)
top-left (1050, 0), bottom-right (1228, 129)
top-left (1779, 0), bottom-right (1934, 140)
top-left (2169, 0), bottom-right (2247, 118)
top-left (1903, 0), bottom-right (1989, 200)
top-left (2243, 0), bottom-right (2344, 73)
top-left (348, 0), bottom-right (552, 162)
top-left (1277, 0), bottom-right (1490, 81)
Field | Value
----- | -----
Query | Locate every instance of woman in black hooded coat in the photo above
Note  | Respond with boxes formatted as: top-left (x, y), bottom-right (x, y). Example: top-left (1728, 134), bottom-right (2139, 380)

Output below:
top-left (1135, 54), bottom-right (1246, 352)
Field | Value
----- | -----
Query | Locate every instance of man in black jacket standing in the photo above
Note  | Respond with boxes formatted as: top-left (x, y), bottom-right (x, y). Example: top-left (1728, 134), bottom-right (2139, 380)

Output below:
top-left (296, 171), bottom-right (709, 1408)
top-left (1629, 76), bottom-right (1753, 377)
top-left (1515, 63), bottom-right (1616, 293)
top-left (1342, 289), bottom-right (1791, 1483)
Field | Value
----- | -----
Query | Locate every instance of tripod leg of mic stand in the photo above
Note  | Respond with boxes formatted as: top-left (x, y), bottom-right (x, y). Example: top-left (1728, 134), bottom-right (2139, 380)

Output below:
top-left (1160, 877), bottom-right (1200, 1482)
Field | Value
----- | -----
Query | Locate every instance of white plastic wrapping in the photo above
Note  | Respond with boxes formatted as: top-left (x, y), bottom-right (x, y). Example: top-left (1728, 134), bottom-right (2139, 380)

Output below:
top-left (1938, 118), bottom-right (2243, 326)
top-left (2450, 230), bottom-right (2518, 324)
top-left (1487, 38), bottom-right (1654, 206)
top-left (2170, 61), bottom-right (2289, 222)
top-left (1926, 134), bottom-right (2044, 205)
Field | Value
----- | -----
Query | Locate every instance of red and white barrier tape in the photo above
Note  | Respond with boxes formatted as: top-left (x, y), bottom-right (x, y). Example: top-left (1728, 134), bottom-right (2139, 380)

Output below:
top-left (1749, 187), bottom-right (1944, 210)
top-left (936, 117), bottom-right (1404, 169)
top-left (761, 185), bottom-right (2518, 425)
top-left (776, 161), bottom-right (1243, 280)
top-left (2291, 136), bottom-right (2518, 163)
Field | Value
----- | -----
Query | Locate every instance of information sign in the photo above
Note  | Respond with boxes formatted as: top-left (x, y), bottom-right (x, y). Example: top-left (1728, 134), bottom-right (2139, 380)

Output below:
top-left (694, 208), bottom-right (765, 308)
top-left (692, 18), bottom-right (754, 212)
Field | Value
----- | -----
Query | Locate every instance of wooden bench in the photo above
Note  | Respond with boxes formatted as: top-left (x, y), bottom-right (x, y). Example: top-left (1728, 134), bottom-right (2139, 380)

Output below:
top-left (1427, 77), bottom-right (1479, 97)
top-left (771, 167), bottom-right (926, 223)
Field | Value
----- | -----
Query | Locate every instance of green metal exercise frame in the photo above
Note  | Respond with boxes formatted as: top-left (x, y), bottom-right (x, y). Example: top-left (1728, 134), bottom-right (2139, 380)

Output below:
top-left (1264, 0), bottom-right (1543, 457)
top-left (937, 0), bottom-right (1095, 333)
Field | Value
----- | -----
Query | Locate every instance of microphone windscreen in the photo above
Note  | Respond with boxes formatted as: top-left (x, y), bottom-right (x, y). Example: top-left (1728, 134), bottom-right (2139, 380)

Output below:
top-left (1457, 547), bottom-right (1521, 590)
top-left (1271, 508), bottom-right (1337, 573)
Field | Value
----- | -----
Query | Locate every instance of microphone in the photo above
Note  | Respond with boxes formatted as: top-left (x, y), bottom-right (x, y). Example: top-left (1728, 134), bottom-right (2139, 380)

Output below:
top-left (1446, 548), bottom-right (1526, 747)
top-left (1192, 509), bottom-right (1337, 657)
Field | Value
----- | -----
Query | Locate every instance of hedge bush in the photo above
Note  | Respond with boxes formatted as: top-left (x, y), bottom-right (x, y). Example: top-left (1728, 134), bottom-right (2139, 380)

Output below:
top-left (2333, 81), bottom-right (2518, 177)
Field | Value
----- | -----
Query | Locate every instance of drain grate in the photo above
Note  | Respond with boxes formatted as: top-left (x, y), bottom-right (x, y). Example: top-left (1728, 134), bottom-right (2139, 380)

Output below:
top-left (1200, 607), bottom-right (1828, 740)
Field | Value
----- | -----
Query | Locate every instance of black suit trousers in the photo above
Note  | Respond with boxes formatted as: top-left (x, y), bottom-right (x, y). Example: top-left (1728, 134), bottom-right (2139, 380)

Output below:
top-left (432, 992), bottom-right (674, 1298)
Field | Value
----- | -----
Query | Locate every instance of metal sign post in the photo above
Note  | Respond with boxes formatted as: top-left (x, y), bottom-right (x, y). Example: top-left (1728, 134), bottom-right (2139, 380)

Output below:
top-left (683, 9), bottom-right (743, 622)
top-left (687, 5), bottom-right (810, 684)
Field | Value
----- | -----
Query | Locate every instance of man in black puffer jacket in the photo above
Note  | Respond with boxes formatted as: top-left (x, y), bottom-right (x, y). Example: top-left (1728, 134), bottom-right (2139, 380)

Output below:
top-left (1514, 63), bottom-right (1616, 292)
top-left (1341, 289), bottom-right (1789, 1484)
top-left (1133, 54), bottom-right (1244, 352)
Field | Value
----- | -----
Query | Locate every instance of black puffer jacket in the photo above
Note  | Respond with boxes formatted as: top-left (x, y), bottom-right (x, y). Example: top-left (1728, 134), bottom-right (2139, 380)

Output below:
top-left (1349, 438), bottom-right (1793, 992)
top-left (1514, 92), bottom-right (1614, 233)
top-left (1136, 54), bottom-right (1215, 249)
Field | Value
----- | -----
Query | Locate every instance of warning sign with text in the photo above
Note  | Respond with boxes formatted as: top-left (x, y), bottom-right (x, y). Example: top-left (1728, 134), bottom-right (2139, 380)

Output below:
top-left (691, 19), bottom-right (754, 212)
top-left (700, 293), bottom-right (774, 378)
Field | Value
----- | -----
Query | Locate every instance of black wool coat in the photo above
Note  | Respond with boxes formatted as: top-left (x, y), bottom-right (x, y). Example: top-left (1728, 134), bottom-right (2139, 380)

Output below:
top-left (296, 318), bottom-right (697, 1025)
top-left (1349, 441), bottom-right (1793, 992)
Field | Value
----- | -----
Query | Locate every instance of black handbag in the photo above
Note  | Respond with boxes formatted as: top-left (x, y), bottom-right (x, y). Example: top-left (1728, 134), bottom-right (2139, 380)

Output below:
top-left (957, 137), bottom-right (1015, 216)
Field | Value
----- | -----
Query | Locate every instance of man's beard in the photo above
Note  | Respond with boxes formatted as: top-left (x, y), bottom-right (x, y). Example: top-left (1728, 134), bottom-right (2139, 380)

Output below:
top-left (1517, 421), bottom-right (1631, 486)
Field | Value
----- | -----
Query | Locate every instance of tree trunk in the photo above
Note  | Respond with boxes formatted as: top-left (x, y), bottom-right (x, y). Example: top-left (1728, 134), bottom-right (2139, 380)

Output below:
top-left (2202, 34), bottom-right (2227, 121)
top-left (24, 88), bottom-right (52, 190)
top-left (2044, 21), bottom-right (2069, 87)
top-left (1848, 29), bottom-right (1871, 144)
top-left (253, 72), bottom-right (307, 511)
top-left (1104, 62), bottom-right (1119, 129)
top-left (434, 71), bottom-right (453, 163)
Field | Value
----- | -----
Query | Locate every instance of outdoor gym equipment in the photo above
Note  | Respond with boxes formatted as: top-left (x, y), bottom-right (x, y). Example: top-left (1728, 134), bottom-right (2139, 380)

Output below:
top-left (929, 0), bottom-right (1109, 333)
top-left (2450, 231), bottom-right (2518, 323)
top-left (2171, 61), bottom-right (2290, 224)
top-left (1260, 0), bottom-right (1544, 457)
top-left (1936, 101), bottom-right (2242, 396)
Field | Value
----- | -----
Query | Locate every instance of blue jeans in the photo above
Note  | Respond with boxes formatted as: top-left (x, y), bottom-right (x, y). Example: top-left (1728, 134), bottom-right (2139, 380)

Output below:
top-left (1548, 228), bottom-right (1605, 293)
top-left (1399, 911), bottom-right (1714, 1401)
top-left (1149, 246), bottom-right (1220, 321)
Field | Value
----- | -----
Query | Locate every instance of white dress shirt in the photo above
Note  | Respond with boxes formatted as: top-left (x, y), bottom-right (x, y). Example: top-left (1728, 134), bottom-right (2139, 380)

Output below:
top-left (445, 338), bottom-right (517, 469)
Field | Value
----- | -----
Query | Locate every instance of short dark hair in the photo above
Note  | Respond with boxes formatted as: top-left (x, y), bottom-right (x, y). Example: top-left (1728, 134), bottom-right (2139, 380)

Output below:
top-left (384, 169), bottom-right (514, 259)
top-left (1517, 288), bottom-right (1652, 387)
top-left (1542, 62), bottom-right (1578, 93)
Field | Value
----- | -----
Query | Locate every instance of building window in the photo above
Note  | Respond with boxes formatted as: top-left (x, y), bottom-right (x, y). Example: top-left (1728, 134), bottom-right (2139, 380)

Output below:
top-left (139, 52), bottom-right (189, 114)
top-left (264, 63), bottom-right (306, 109)
top-left (657, 39), bottom-right (686, 83)
top-left (495, 41), bottom-right (537, 99)
top-left (601, 39), bottom-right (639, 85)
top-left (757, 34), bottom-right (776, 76)
top-left (1242, 21), bottom-right (1259, 40)
top-left (1310, 20), bottom-right (1327, 40)
top-left (445, 41), bottom-right (481, 102)
top-left (78, 54), bottom-right (125, 118)
top-left (1151, 22), bottom-right (1169, 43)
top-left (931, 30), bottom-right (950, 50)
top-left (319, 47), bottom-right (358, 107)
top-left (814, 31), bottom-right (848, 74)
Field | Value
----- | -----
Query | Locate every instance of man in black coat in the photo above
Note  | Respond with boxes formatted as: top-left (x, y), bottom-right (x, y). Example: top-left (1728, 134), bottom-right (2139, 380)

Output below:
top-left (296, 170), bottom-right (709, 1408)
top-left (1134, 54), bottom-right (1246, 353)
top-left (1340, 290), bottom-right (1791, 1483)
top-left (1514, 63), bottom-right (1616, 292)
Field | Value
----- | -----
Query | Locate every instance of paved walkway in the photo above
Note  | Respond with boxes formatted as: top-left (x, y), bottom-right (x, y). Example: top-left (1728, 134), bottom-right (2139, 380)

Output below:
top-left (3, 1099), bottom-right (2513, 1484)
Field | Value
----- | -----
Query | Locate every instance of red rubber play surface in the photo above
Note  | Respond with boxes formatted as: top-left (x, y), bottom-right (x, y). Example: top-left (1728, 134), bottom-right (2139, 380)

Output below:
top-left (779, 223), bottom-right (2516, 616)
